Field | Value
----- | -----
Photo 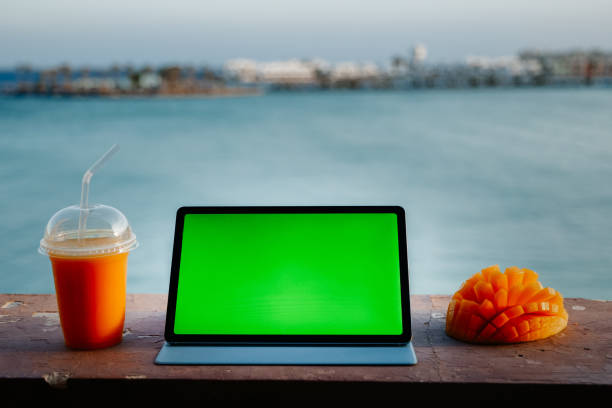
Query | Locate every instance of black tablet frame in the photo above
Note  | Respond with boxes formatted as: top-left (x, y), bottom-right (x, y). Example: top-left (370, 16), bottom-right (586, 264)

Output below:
top-left (164, 206), bottom-right (412, 345)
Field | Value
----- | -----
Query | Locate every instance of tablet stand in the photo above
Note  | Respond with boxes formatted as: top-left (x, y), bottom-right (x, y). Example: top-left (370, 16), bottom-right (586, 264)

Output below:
top-left (155, 341), bottom-right (417, 365)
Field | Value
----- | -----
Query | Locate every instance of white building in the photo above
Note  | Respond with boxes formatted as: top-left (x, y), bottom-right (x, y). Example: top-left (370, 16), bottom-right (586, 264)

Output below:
top-left (330, 62), bottom-right (381, 81)
top-left (224, 59), bottom-right (258, 83)
top-left (412, 44), bottom-right (428, 64)
top-left (466, 55), bottom-right (542, 76)
top-left (224, 58), bottom-right (382, 85)
top-left (258, 59), bottom-right (316, 84)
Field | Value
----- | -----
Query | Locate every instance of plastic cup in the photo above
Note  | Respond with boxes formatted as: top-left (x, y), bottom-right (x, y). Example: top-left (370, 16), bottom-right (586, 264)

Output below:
top-left (39, 204), bottom-right (138, 349)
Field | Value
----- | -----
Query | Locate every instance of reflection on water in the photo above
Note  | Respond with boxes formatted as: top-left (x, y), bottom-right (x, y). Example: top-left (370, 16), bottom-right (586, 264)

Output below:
top-left (1, 88), bottom-right (611, 299)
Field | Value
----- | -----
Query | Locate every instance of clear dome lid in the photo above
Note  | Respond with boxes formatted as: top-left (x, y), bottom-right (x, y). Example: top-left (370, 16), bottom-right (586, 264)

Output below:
top-left (39, 204), bottom-right (138, 258)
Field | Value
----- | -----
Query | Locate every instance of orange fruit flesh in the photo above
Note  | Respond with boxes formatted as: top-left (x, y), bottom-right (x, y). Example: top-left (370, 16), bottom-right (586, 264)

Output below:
top-left (445, 265), bottom-right (568, 344)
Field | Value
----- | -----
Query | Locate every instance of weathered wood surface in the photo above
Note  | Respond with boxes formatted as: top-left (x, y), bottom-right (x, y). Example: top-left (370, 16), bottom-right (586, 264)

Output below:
top-left (0, 294), bottom-right (610, 403)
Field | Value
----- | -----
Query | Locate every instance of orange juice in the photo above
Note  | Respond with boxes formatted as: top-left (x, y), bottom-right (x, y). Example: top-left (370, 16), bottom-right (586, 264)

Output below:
top-left (40, 204), bottom-right (137, 350)
top-left (50, 252), bottom-right (128, 349)
top-left (39, 146), bottom-right (137, 350)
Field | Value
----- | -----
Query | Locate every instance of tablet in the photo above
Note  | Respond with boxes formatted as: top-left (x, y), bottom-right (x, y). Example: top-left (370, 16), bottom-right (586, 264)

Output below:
top-left (164, 206), bottom-right (412, 345)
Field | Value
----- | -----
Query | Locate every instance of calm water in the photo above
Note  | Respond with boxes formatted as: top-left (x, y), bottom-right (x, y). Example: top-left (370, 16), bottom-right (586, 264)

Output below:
top-left (1, 88), bottom-right (611, 299)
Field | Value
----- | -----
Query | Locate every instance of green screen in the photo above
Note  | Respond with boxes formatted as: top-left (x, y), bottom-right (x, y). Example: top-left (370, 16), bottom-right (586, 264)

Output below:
top-left (174, 213), bottom-right (403, 335)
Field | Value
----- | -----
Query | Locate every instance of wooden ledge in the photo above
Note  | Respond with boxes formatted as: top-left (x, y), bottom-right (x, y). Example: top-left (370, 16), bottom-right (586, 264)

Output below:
top-left (1, 294), bottom-right (610, 404)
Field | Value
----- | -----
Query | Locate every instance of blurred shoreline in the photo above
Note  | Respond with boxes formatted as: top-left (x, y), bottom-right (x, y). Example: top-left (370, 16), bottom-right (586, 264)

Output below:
top-left (2, 48), bottom-right (611, 97)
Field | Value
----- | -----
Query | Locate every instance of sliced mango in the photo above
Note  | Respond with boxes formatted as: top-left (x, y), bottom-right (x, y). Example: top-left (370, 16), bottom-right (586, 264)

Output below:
top-left (491, 272), bottom-right (508, 292)
top-left (474, 281), bottom-right (495, 303)
top-left (477, 299), bottom-right (497, 320)
top-left (507, 284), bottom-right (524, 306)
top-left (516, 282), bottom-right (543, 305)
top-left (446, 265), bottom-right (568, 344)
top-left (493, 288), bottom-right (508, 311)
top-left (481, 265), bottom-right (501, 282)
top-left (505, 266), bottom-right (524, 288)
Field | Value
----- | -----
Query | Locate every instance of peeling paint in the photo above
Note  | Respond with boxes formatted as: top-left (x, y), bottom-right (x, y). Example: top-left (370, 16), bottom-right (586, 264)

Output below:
top-left (572, 305), bottom-right (586, 311)
top-left (431, 312), bottom-right (445, 319)
top-left (42, 327), bottom-right (59, 332)
top-left (33, 312), bottom-right (60, 322)
top-left (0, 315), bottom-right (23, 324)
top-left (43, 371), bottom-right (71, 389)
top-left (33, 312), bottom-right (60, 331)
top-left (1, 301), bottom-right (24, 309)
top-left (125, 375), bottom-right (147, 379)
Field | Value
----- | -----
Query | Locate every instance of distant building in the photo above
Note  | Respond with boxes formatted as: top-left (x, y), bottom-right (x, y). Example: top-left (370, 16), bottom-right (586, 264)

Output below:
top-left (466, 55), bottom-right (542, 76)
top-left (224, 59), bottom-right (258, 83)
top-left (330, 62), bottom-right (380, 81)
top-left (519, 49), bottom-right (612, 81)
top-left (411, 44), bottom-right (427, 65)
top-left (258, 59), bottom-right (316, 84)
top-left (139, 72), bottom-right (162, 89)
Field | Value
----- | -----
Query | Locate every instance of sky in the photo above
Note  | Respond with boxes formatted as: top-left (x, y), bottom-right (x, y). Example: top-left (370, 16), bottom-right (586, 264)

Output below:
top-left (1, 0), bottom-right (611, 68)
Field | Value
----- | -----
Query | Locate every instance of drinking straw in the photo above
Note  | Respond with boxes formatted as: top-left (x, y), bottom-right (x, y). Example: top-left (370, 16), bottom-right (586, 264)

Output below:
top-left (78, 144), bottom-right (120, 236)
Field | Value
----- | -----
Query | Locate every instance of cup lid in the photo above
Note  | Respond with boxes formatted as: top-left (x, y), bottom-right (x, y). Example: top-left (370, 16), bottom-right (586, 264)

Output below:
top-left (39, 204), bottom-right (138, 257)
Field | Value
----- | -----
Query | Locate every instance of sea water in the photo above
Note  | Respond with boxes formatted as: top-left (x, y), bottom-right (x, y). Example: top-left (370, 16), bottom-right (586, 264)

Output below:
top-left (1, 88), bottom-right (611, 299)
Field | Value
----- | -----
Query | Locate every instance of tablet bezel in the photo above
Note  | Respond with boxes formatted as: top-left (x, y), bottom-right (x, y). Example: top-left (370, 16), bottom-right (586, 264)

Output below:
top-left (164, 206), bottom-right (412, 345)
